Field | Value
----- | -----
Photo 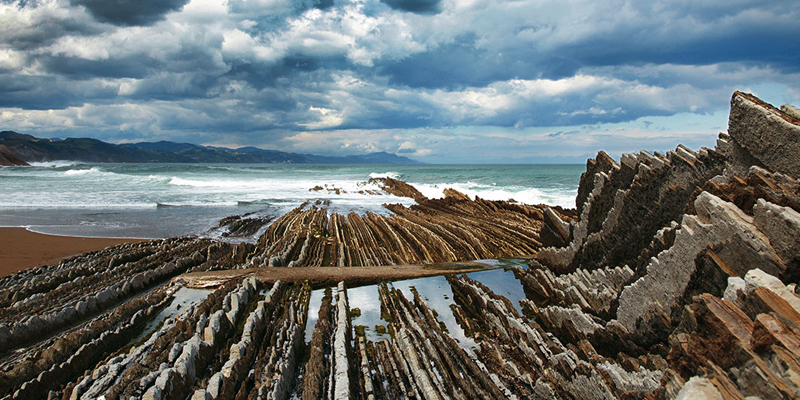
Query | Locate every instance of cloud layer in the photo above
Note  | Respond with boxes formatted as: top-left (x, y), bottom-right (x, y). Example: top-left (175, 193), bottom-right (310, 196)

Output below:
top-left (1, 0), bottom-right (799, 162)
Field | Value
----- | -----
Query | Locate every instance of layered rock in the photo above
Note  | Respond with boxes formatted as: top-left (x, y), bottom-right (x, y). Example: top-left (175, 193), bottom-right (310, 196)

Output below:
top-left (728, 91), bottom-right (800, 177)
top-left (0, 145), bottom-right (28, 166)
top-left (246, 190), bottom-right (566, 268)
top-left (528, 92), bottom-right (800, 398)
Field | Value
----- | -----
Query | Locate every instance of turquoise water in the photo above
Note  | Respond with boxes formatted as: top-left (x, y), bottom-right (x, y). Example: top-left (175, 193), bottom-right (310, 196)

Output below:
top-left (0, 163), bottom-right (582, 238)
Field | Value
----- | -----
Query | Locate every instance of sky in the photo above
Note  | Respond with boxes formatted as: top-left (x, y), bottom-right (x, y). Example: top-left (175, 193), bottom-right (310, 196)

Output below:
top-left (0, 0), bottom-right (799, 163)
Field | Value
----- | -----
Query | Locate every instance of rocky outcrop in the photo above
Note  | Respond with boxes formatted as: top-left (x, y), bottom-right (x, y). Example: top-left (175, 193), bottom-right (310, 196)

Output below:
top-left (728, 91), bottom-right (800, 177)
top-left (0, 145), bottom-right (28, 166)
top-left (535, 143), bottom-right (727, 274)
top-left (446, 273), bottom-right (664, 399)
top-left (528, 92), bottom-right (800, 398)
top-left (368, 177), bottom-right (427, 201)
top-left (216, 214), bottom-right (272, 238)
top-left (246, 192), bottom-right (566, 268)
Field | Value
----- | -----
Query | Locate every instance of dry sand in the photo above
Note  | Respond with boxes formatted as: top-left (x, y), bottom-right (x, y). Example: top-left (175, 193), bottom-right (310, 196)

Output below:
top-left (0, 227), bottom-right (146, 277)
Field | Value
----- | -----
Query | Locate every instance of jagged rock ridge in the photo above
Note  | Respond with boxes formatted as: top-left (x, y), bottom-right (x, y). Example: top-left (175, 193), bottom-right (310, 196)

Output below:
top-left (243, 187), bottom-right (574, 268)
top-left (528, 91), bottom-right (800, 398)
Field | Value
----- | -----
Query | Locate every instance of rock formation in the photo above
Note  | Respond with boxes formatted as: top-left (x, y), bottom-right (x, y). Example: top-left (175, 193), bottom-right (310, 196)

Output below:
top-left (0, 145), bottom-right (29, 166)
top-left (1, 91), bottom-right (799, 399)
top-left (245, 189), bottom-right (572, 268)
top-left (527, 91), bottom-right (800, 398)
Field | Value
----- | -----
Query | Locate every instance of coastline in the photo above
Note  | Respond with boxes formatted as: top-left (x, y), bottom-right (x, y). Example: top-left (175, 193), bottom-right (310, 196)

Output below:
top-left (0, 227), bottom-right (146, 278)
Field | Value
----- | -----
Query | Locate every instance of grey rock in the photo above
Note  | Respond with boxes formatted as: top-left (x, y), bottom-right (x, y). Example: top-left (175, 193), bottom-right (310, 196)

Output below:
top-left (728, 91), bottom-right (800, 178)
top-left (617, 191), bottom-right (781, 332)
top-left (168, 342), bottom-right (183, 364)
top-left (203, 310), bottom-right (225, 344)
top-left (744, 268), bottom-right (800, 315)
top-left (753, 199), bottom-right (800, 266)
top-left (675, 377), bottom-right (724, 400)
top-left (723, 277), bottom-right (747, 306)
top-left (781, 103), bottom-right (800, 120)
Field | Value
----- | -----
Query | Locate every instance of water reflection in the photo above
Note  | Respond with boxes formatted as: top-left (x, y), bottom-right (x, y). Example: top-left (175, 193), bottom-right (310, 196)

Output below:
top-left (392, 275), bottom-right (478, 350)
top-left (305, 287), bottom-right (330, 343)
top-left (465, 267), bottom-right (528, 315)
top-left (128, 286), bottom-right (212, 346)
top-left (346, 258), bottom-right (529, 350)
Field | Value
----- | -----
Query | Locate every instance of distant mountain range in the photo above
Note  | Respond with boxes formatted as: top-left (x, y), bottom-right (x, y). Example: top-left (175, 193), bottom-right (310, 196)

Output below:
top-left (0, 131), bottom-right (420, 164)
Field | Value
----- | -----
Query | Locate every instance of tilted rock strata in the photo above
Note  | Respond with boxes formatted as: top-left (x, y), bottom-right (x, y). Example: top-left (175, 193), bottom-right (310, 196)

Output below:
top-left (530, 92), bottom-right (800, 399)
top-left (247, 191), bottom-right (563, 268)
top-left (0, 145), bottom-right (29, 166)
top-left (728, 91), bottom-right (800, 177)
top-left (535, 144), bottom-right (727, 274)
top-left (616, 191), bottom-right (786, 333)
top-left (446, 274), bottom-right (664, 399)
top-left (368, 177), bottom-right (427, 202)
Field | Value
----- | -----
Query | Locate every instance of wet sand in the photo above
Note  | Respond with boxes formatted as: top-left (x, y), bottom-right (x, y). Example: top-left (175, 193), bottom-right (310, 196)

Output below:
top-left (0, 227), bottom-right (146, 277)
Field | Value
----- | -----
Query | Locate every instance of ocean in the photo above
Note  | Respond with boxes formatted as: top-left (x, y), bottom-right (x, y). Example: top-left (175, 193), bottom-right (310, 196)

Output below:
top-left (0, 162), bottom-right (583, 239)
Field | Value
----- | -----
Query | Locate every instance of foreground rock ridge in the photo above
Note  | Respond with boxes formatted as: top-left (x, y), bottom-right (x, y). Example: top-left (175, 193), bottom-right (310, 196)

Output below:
top-left (0, 91), bottom-right (799, 399)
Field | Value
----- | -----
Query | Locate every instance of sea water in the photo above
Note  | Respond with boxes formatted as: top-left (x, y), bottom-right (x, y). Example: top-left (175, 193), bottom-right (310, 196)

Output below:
top-left (0, 163), bottom-right (582, 238)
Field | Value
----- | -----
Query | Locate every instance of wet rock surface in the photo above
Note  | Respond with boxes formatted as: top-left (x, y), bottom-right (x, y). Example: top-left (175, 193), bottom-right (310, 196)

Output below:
top-left (245, 188), bottom-right (564, 268)
top-left (1, 91), bottom-right (799, 399)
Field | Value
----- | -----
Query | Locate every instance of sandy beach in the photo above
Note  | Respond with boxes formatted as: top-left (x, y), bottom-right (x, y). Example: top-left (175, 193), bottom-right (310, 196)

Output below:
top-left (0, 227), bottom-right (146, 277)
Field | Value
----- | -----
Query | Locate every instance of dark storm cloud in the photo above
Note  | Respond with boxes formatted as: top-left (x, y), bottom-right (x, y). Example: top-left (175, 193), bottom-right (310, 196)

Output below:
top-left (0, 4), bottom-right (103, 51)
top-left (380, 0), bottom-right (440, 14)
top-left (70, 0), bottom-right (190, 26)
top-left (381, 36), bottom-right (581, 90)
top-left (0, 74), bottom-right (119, 109)
top-left (38, 55), bottom-right (156, 79)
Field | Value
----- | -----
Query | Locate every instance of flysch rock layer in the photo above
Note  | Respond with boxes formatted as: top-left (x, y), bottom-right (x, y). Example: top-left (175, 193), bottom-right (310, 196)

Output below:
top-left (529, 91), bottom-right (800, 399)
top-left (1, 91), bottom-right (799, 400)
top-left (245, 189), bottom-right (573, 268)
top-left (728, 91), bottom-right (800, 177)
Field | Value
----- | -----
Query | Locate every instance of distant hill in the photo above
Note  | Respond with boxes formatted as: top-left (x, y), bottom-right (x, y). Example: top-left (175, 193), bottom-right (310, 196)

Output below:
top-left (0, 131), bottom-right (421, 164)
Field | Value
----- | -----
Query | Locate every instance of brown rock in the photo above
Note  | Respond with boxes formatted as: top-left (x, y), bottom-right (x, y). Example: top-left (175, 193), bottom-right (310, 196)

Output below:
top-left (0, 144), bottom-right (29, 166)
top-left (368, 177), bottom-right (427, 201)
top-left (442, 188), bottom-right (471, 201)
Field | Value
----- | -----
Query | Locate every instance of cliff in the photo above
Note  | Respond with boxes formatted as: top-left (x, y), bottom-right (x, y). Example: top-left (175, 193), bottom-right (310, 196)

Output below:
top-left (0, 145), bottom-right (29, 166)
top-left (526, 91), bottom-right (800, 398)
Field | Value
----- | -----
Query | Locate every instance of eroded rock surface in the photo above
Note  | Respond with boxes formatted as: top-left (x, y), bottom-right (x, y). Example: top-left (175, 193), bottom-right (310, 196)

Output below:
top-left (529, 92), bottom-right (800, 399)
top-left (245, 191), bottom-right (566, 268)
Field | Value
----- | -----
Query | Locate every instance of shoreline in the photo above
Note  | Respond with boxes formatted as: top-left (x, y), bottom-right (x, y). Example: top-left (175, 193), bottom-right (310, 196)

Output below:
top-left (0, 227), bottom-right (147, 278)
